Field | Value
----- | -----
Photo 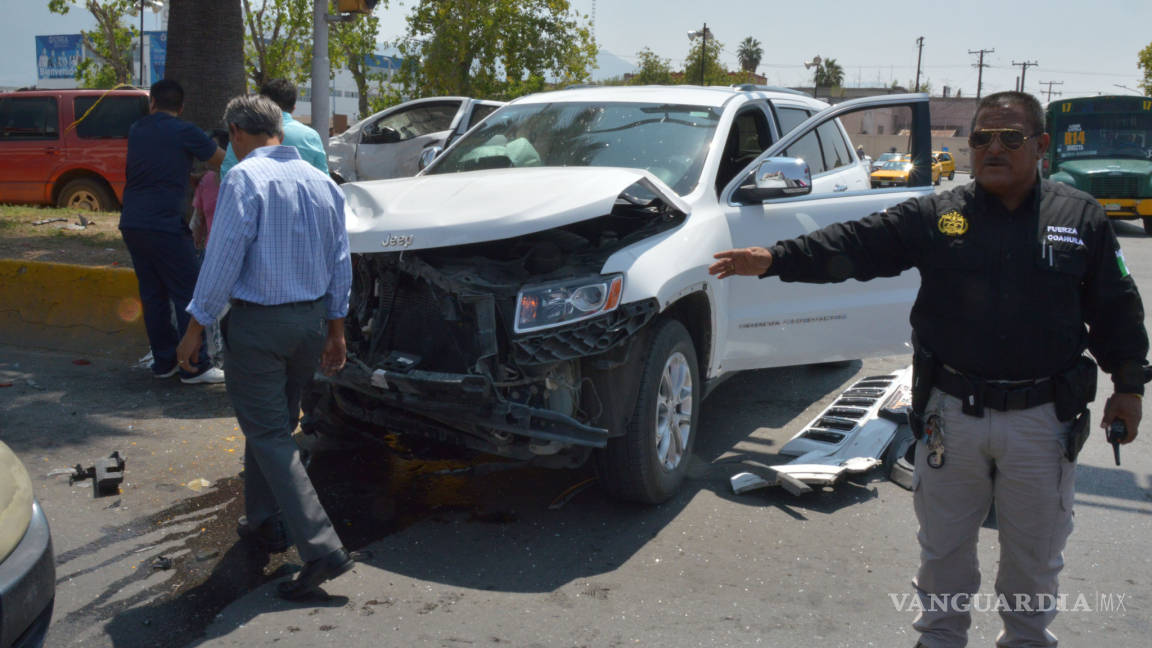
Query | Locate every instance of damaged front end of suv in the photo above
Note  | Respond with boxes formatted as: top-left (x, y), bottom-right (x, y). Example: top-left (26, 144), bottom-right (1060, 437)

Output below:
top-left (306, 167), bottom-right (690, 491)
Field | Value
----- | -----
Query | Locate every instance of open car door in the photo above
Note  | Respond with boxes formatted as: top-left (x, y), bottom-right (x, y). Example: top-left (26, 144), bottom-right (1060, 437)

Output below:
top-left (716, 93), bottom-right (932, 371)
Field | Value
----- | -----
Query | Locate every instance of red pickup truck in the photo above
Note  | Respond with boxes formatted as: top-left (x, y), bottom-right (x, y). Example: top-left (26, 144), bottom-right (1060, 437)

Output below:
top-left (0, 88), bottom-right (149, 211)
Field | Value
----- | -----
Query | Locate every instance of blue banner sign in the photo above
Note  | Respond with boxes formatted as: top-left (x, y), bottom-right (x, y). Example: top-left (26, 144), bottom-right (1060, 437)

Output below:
top-left (35, 34), bottom-right (83, 80)
top-left (365, 54), bottom-right (402, 72)
top-left (148, 31), bottom-right (167, 84)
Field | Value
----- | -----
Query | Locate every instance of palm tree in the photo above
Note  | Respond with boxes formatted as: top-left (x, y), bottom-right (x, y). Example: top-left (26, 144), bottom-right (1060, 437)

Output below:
top-left (813, 57), bottom-right (844, 88)
top-left (737, 37), bottom-right (763, 74)
top-left (813, 57), bottom-right (844, 97)
top-left (165, 0), bottom-right (247, 131)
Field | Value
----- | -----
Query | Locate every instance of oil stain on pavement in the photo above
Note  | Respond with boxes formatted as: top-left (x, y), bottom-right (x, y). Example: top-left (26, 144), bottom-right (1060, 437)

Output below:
top-left (60, 438), bottom-right (539, 648)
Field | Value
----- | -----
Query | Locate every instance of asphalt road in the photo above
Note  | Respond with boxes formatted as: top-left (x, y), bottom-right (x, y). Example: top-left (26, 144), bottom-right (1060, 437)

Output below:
top-left (2, 186), bottom-right (1149, 647)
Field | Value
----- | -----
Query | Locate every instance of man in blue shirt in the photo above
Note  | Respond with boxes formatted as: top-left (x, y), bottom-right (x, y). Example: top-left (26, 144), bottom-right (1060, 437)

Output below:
top-left (120, 79), bottom-right (225, 383)
top-left (177, 94), bottom-right (353, 601)
top-left (219, 78), bottom-right (328, 177)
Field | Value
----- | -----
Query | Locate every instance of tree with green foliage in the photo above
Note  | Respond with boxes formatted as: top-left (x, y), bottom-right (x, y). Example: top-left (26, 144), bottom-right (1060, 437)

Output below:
top-left (240, 0), bottom-right (313, 90)
top-left (737, 37), bottom-right (762, 74)
top-left (909, 77), bottom-right (933, 95)
top-left (1139, 42), bottom-right (1152, 96)
top-left (684, 33), bottom-right (727, 86)
top-left (629, 47), bottom-right (674, 85)
top-left (329, 1), bottom-right (387, 118)
top-left (388, 0), bottom-right (597, 103)
top-left (48, 0), bottom-right (136, 88)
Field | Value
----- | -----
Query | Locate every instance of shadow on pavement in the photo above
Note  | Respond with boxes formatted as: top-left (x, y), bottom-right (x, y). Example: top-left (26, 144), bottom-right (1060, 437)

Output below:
top-left (0, 348), bottom-right (233, 457)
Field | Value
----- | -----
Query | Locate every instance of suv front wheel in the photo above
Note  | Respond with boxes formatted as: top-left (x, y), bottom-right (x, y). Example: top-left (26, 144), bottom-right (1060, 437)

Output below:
top-left (57, 178), bottom-right (114, 211)
top-left (596, 318), bottom-right (699, 504)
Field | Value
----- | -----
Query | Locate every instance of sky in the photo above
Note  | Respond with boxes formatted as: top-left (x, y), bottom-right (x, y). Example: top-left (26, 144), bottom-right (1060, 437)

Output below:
top-left (4, 0), bottom-right (1150, 99)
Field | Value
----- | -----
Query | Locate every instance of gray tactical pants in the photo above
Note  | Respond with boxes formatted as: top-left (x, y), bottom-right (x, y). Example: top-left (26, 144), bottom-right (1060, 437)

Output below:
top-left (223, 300), bottom-right (342, 562)
top-left (913, 389), bottom-right (1076, 648)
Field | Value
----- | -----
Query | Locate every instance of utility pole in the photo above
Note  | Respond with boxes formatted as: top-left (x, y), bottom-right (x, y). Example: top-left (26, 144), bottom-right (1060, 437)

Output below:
top-left (969, 48), bottom-right (994, 99)
top-left (914, 36), bottom-right (924, 93)
top-left (1039, 80), bottom-right (1064, 102)
top-left (1011, 60), bottom-right (1038, 93)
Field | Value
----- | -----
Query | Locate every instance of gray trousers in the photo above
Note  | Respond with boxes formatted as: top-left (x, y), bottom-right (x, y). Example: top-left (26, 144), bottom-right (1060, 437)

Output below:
top-left (223, 300), bottom-right (341, 562)
top-left (912, 388), bottom-right (1076, 648)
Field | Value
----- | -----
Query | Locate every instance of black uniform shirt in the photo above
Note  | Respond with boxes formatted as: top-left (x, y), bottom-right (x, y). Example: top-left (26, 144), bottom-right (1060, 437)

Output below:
top-left (763, 179), bottom-right (1149, 393)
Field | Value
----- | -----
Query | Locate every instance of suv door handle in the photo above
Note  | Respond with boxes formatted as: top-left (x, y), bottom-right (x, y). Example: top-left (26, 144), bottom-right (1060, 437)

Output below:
top-left (834, 183), bottom-right (848, 192)
top-left (44, 147), bottom-right (59, 155)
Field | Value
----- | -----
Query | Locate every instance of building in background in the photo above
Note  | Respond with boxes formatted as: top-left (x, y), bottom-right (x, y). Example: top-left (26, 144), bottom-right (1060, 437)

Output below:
top-left (797, 85), bottom-right (979, 170)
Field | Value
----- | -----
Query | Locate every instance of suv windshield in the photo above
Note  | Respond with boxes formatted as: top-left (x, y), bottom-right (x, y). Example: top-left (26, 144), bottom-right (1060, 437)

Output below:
top-left (428, 101), bottom-right (722, 195)
top-left (1052, 113), bottom-right (1152, 162)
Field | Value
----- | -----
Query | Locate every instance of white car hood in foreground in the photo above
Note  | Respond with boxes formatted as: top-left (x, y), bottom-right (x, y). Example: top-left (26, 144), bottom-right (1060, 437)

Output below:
top-left (341, 166), bottom-right (690, 253)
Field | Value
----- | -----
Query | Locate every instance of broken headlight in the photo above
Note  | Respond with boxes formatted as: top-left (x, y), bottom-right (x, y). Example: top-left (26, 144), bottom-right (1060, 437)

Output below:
top-left (514, 275), bottom-right (624, 333)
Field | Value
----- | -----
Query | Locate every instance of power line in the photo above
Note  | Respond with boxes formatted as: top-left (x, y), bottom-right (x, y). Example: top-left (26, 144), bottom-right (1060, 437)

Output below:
top-left (969, 48), bottom-right (994, 99)
top-left (1011, 60), bottom-right (1039, 92)
top-left (1038, 80), bottom-right (1063, 102)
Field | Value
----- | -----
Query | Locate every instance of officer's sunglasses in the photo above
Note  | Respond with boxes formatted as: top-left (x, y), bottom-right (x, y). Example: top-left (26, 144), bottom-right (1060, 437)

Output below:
top-left (968, 128), bottom-right (1038, 150)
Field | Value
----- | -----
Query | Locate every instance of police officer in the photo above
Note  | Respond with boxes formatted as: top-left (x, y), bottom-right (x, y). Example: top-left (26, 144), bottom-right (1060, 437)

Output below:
top-left (708, 91), bottom-right (1147, 647)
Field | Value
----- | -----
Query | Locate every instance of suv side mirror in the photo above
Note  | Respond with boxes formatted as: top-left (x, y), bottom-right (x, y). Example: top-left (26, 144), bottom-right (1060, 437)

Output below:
top-left (418, 145), bottom-right (443, 170)
top-left (733, 157), bottom-right (812, 203)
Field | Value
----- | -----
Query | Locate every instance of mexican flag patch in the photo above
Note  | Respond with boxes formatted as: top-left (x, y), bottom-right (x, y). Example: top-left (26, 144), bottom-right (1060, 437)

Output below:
top-left (1116, 248), bottom-right (1130, 278)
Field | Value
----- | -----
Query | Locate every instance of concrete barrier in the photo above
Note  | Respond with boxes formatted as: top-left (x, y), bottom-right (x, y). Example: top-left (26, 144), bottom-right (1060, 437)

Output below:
top-left (0, 259), bottom-right (146, 360)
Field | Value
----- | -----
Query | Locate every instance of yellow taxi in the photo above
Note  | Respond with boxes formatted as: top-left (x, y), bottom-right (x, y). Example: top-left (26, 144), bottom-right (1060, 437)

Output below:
top-left (870, 154), bottom-right (941, 187)
top-left (933, 150), bottom-right (956, 180)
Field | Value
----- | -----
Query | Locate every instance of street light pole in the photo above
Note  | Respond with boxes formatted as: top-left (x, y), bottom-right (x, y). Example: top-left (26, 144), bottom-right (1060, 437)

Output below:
top-left (687, 24), bottom-right (712, 86)
top-left (700, 23), bottom-right (707, 85)
top-left (311, 0), bottom-right (330, 151)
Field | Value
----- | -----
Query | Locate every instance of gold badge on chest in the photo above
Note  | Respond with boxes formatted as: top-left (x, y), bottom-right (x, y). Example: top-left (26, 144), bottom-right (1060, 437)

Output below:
top-left (937, 210), bottom-right (969, 236)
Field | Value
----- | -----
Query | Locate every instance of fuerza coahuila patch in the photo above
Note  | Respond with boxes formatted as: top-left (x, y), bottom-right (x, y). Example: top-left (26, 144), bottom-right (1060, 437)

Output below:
top-left (1117, 247), bottom-right (1130, 278)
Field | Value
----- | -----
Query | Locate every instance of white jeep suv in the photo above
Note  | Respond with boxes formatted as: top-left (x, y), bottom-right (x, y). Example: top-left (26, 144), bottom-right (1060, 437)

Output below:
top-left (306, 85), bottom-right (934, 503)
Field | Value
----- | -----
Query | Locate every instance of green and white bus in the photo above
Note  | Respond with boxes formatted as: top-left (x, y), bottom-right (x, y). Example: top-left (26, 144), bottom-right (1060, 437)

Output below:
top-left (1044, 95), bottom-right (1152, 233)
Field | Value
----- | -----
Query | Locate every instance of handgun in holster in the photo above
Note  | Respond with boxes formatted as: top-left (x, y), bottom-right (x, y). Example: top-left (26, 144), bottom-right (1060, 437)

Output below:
top-left (1054, 356), bottom-right (1098, 462)
top-left (909, 335), bottom-right (938, 440)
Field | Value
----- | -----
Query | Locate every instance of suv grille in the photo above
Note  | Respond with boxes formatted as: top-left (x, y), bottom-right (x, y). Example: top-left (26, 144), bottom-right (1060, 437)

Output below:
top-left (1089, 175), bottom-right (1138, 198)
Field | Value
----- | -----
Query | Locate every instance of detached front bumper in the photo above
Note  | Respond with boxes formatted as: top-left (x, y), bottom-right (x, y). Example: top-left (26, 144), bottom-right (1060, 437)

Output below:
top-left (1097, 197), bottom-right (1152, 218)
top-left (0, 502), bottom-right (54, 648)
top-left (319, 363), bottom-right (612, 449)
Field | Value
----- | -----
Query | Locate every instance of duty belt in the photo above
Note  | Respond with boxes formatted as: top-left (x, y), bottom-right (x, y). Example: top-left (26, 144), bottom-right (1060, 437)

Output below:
top-left (934, 368), bottom-right (1054, 416)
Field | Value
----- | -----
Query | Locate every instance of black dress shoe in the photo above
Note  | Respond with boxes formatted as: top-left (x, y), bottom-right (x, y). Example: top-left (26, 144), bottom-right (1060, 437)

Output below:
top-left (276, 547), bottom-right (354, 600)
top-left (236, 515), bottom-right (291, 553)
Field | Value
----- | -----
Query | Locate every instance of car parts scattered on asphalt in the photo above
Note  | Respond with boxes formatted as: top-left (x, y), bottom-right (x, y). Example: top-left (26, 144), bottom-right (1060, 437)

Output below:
top-left (50, 451), bottom-right (126, 497)
top-left (730, 366), bottom-right (913, 496)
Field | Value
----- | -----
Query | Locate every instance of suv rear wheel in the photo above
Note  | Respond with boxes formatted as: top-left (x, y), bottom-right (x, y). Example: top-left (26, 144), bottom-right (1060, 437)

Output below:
top-left (57, 178), bottom-right (114, 211)
top-left (597, 318), bottom-right (699, 504)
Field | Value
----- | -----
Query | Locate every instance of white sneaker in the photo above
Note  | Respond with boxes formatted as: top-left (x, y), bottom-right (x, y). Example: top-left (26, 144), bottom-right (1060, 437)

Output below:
top-left (181, 367), bottom-right (225, 384)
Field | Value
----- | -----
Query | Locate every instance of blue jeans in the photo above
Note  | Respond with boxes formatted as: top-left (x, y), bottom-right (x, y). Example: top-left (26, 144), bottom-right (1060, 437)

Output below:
top-left (120, 228), bottom-right (209, 376)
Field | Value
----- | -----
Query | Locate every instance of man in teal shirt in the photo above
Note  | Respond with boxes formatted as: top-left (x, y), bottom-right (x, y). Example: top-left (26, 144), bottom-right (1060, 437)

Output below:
top-left (220, 78), bottom-right (328, 177)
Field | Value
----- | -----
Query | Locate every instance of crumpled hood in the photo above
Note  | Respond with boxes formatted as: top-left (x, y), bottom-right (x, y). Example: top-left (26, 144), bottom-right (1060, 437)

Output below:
top-left (341, 167), bottom-right (690, 253)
